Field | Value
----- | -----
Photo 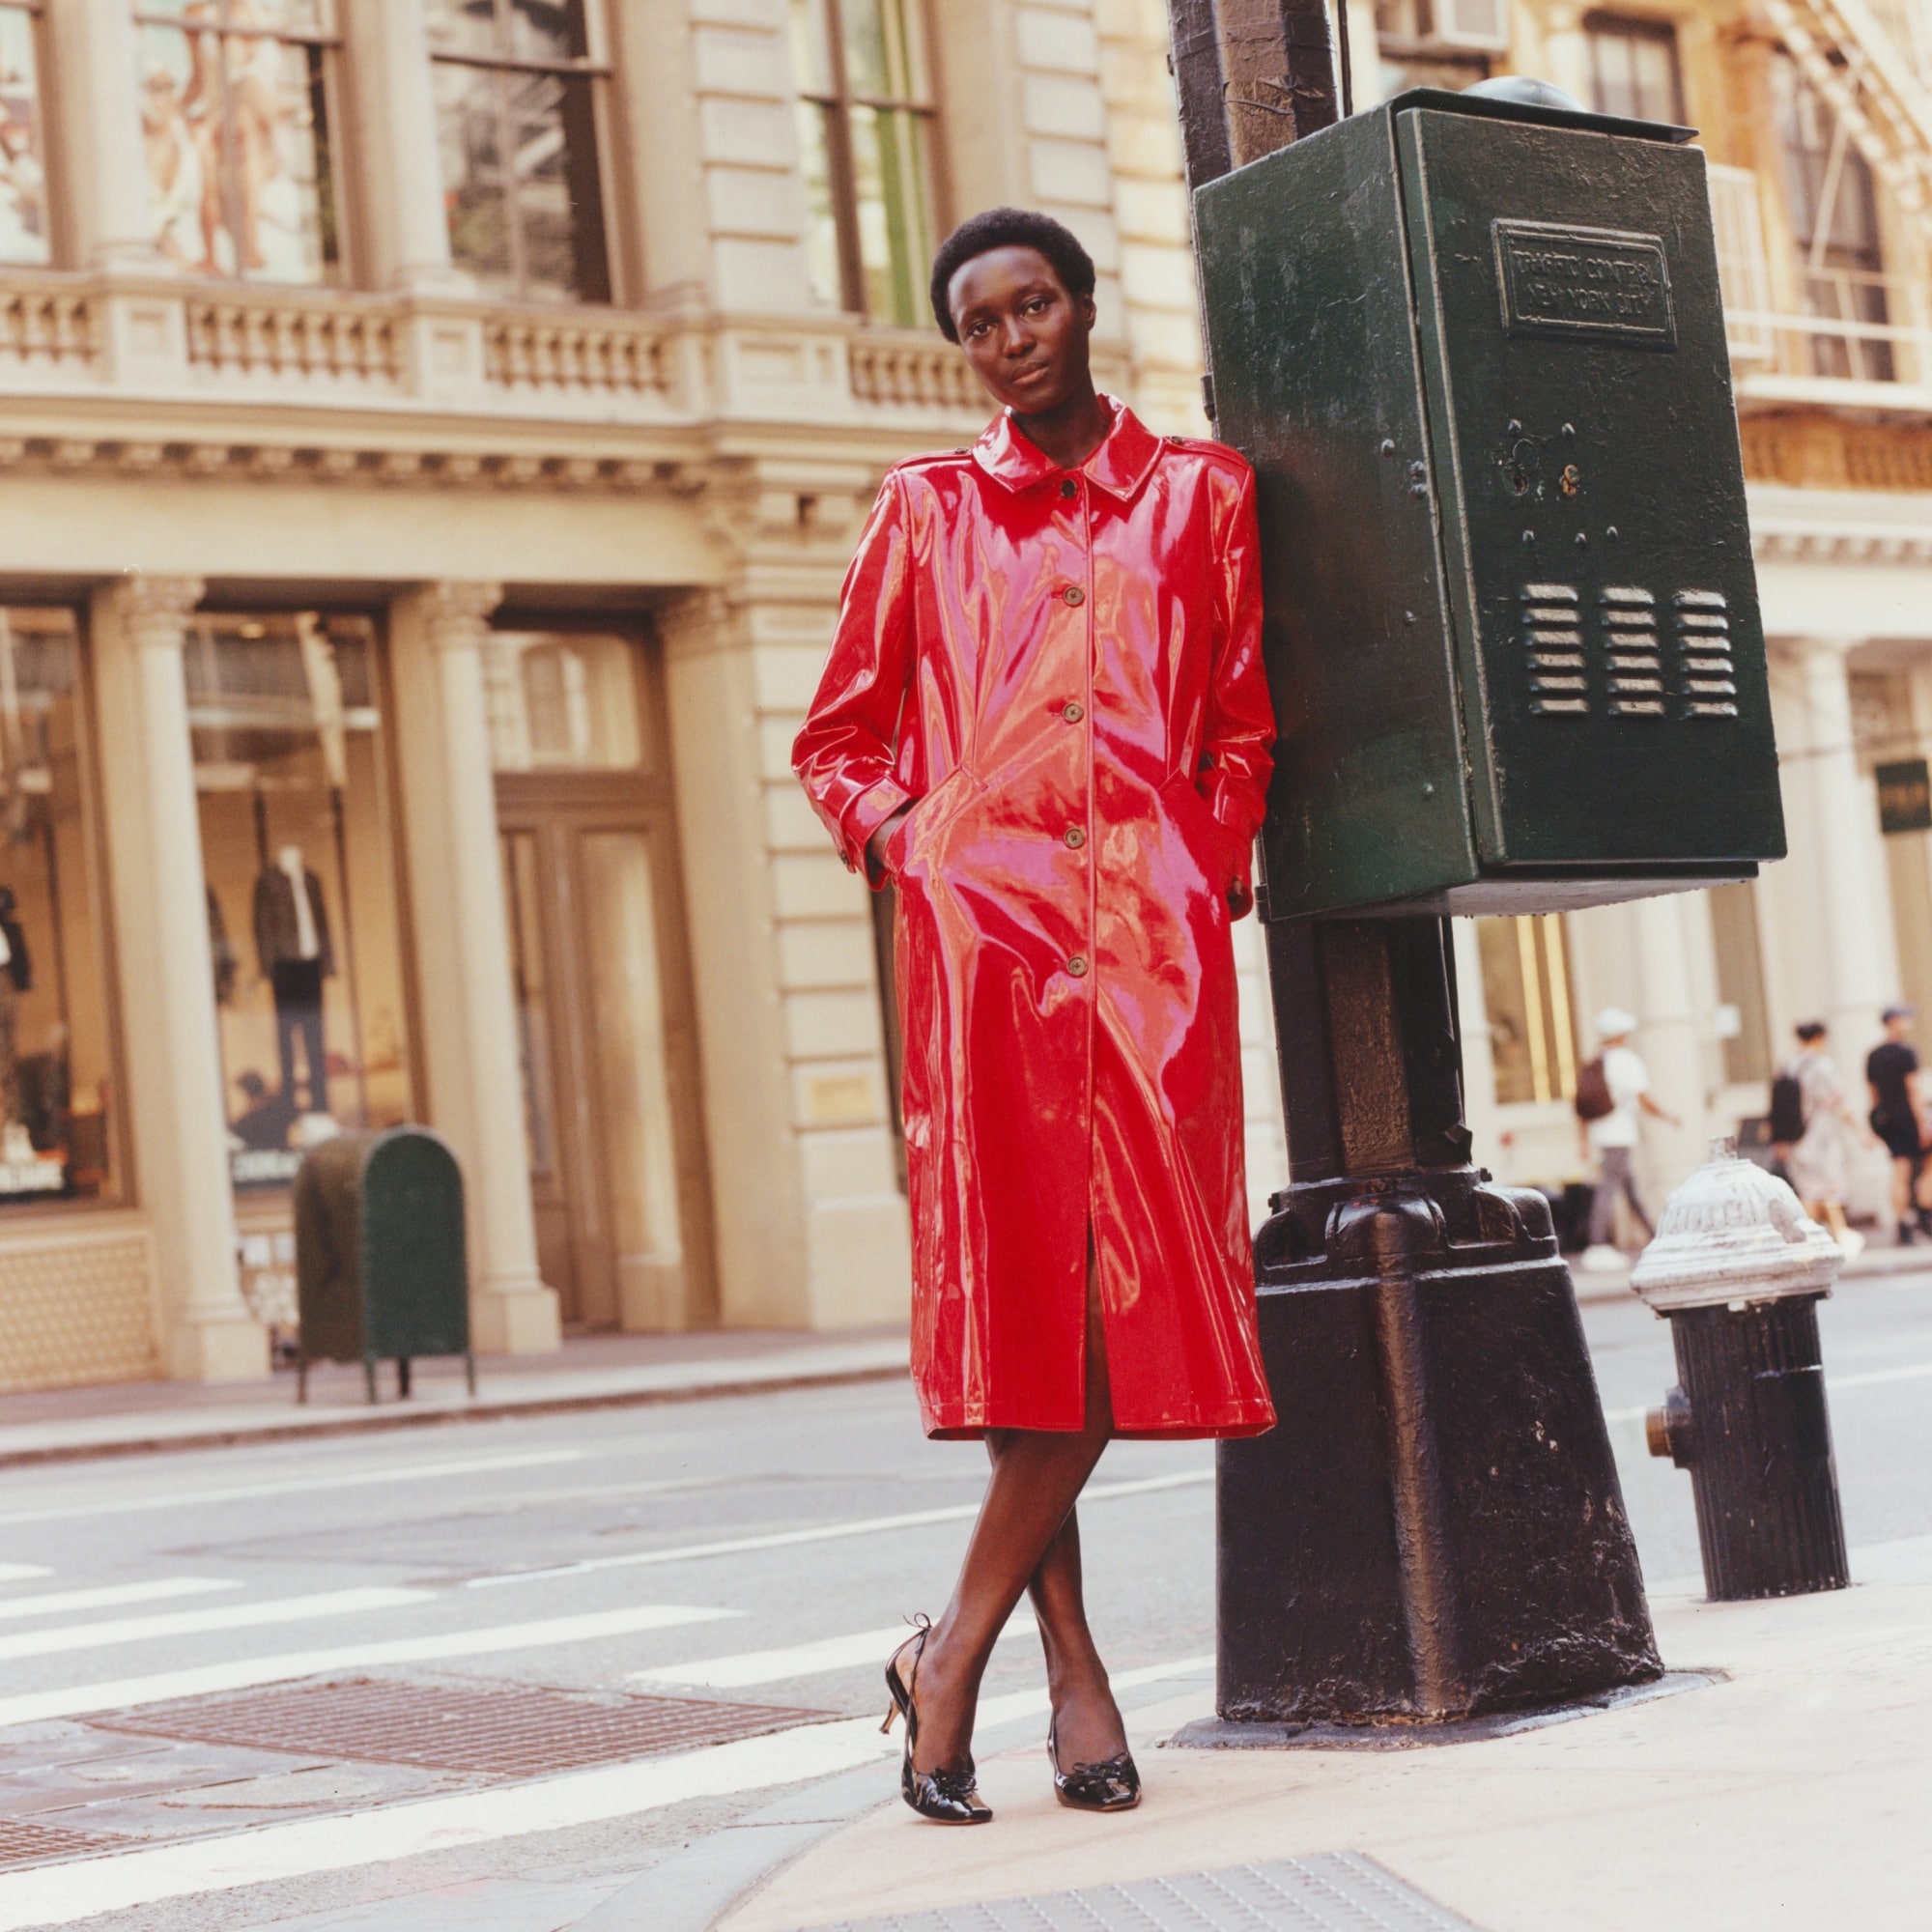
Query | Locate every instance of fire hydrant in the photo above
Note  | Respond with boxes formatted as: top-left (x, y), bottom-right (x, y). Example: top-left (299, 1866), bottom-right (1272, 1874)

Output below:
top-left (1630, 1139), bottom-right (1849, 1601)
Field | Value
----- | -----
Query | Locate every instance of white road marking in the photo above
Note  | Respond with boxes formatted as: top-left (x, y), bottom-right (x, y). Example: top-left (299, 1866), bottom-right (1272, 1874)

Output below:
top-left (468, 1468), bottom-right (1215, 1589)
top-left (0, 1577), bottom-right (238, 1623)
top-left (1605, 1358), bottom-right (1932, 1429)
top-left (630, 1611), bottom-right (1039, 1690)
top-left (0, 1586), bottom-right (432, 1662)
top-left (0, 1448), bottom-right (587, 1527)
top-left (0, 1604), bottom-right (737, 1730)
top-left (0, 1564), bottom-right (51, 1582)
top-left (0, 1653), bottom-right (1210, 1929)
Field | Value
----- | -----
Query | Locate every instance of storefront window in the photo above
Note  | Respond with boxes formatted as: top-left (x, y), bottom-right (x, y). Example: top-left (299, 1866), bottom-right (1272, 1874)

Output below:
top-left (425, 0), bottom-right (611, 303)
top-left (0, 3), bottom-right (50, 267)
top-left (133, 0), bottom-right (340, 283)
top-left (185, 613), bottom-right (412, 1190)
top-left (1477, 914), bottom-right (1578, 1106)
top-left (0, 610), bottom-right (118, 1205)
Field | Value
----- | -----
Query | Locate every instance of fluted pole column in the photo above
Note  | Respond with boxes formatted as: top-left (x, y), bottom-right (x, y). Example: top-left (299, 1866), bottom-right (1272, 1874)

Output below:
top-left (44, 0), bottom-right (158, 271)
top-left (91, 576), bottom-right (266, 1382)
top-left (389, 582), bottom-right (560, 1355)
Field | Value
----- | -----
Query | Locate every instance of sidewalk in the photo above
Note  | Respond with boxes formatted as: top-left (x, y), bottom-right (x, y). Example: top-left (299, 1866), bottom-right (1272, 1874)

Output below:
top-left (713, 1536), bottom-right (1930, 1932)
top-left (1569, 1230), bottom-right (1932, 1300)
top-left (0, 1326), bottom-right (910, 1469)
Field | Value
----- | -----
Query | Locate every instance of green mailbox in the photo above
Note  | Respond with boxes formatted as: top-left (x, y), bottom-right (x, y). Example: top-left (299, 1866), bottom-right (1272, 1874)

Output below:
top-left (293, 1125), bottom-right (473, 1403)
top-left (1194, 87), bottom-right (1785, 919)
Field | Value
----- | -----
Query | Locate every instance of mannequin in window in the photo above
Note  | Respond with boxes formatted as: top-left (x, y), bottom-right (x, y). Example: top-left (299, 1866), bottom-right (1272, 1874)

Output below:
top-left (253, 844), bottom-right (333, 1115)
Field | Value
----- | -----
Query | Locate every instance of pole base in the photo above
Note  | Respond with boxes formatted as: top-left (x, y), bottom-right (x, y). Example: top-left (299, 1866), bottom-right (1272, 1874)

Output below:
top-left (1219, 1167), bottom-right (1661, 1724)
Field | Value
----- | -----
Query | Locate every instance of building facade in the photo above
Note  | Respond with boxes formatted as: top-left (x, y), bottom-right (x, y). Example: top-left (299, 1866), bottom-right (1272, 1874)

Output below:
top-left (0, 0), bottom-right (1926, 1395)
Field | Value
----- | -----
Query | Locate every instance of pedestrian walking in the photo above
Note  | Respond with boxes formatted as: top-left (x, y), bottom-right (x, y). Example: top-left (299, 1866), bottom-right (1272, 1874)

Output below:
top-left (792, 208), bottom-right (1275, 1826)
top-left (1865, 1005), bottom-right (1931, 1244)
top-left (1576, 1007), bottom-right (1679, 1271)
top-left (1783, 1020), bottom-right (1868, 1258)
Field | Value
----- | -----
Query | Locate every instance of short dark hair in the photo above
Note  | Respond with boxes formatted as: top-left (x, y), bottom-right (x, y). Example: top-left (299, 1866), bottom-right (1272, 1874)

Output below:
top-left (1796, 1020), bottom-right (1828, 1043)
top-left (928, 207), bottom-right (1096, 343)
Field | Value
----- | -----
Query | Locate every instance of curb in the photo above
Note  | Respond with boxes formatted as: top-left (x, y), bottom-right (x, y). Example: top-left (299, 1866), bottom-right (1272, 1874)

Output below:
top-left (0, 1358), bottom-right (910, 1472)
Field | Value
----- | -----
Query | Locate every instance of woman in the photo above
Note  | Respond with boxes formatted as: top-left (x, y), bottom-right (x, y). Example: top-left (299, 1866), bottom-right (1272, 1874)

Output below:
top-left (792, 209), bottom-right (1276, 1826)
top-left (1784, 1020), bottom-right (1867, 1257)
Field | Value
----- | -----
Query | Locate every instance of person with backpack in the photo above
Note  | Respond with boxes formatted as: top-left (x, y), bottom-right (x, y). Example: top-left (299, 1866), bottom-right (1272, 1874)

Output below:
top-left (1576, 1007), bottom-right (1679, 1271)
top-left (1781, 1020), bottom-right (1869, 1258)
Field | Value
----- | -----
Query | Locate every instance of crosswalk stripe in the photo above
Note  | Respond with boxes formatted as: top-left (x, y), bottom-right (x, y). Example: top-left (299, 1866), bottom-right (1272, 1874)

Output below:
top-left (0, 1586), bottom-right (431, 1662)
top-left (0, 1577), bottom-right (238, 1623)
top-left (0, 1654), bottom-right (1210, 1929)
top-left (629, 1611), bottom-right (1039, 1690)
top-left (0, 1564), bottom-right (51, 1583)
top-left (0, 1604), bottom-right (738, 1730)
top-left (0, 1449), bottom-right (587, 1527)
top-left (467, 1468), bottom-right (1215, 1590)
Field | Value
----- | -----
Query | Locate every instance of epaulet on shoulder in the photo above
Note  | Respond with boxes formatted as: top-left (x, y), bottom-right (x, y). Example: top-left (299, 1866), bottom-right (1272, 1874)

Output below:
top-left (889, 446), bottom-right (978, 477)
top-left (1164, 435), bottom-right (1250, 476)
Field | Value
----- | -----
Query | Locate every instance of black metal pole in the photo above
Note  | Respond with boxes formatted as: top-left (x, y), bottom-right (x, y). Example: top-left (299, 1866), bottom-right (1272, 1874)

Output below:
top-left (1167, 0), bottom-right (1662, 1731)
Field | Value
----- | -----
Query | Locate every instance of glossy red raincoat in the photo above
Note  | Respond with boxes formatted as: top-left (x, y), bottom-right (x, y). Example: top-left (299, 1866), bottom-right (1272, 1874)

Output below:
top-left (793, 398), bottom-right (1277, 1439)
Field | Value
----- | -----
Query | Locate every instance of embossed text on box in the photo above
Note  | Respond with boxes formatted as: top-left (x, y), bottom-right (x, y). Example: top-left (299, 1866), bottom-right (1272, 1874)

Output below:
top-left (1492, 219), bottom-right (1677, 349)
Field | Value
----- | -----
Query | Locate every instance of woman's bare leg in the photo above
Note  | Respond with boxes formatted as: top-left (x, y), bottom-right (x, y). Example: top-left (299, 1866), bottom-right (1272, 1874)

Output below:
top-left (1024, 1501), bottom-right (1128, 1764)
top-left (906, 1256), bottom-right (1116, 1775)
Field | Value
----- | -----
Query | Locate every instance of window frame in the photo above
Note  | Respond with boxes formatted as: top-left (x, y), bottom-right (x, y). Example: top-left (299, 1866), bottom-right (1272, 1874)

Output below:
top-left (794, 0), bottom-right (945, 324)
top-left (425, 0), bottom-right (615, 307)
top-left (129, 0), bottom-right (347, 285)
top-left (1582, 12), bottom-right (1687, 128)
top-left (0, 0), bottom-right (54, 270)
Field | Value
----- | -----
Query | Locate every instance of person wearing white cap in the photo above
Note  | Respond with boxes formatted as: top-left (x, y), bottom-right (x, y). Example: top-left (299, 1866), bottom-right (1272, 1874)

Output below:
top-left (1575, 1007), bottom-right (1679, 1271)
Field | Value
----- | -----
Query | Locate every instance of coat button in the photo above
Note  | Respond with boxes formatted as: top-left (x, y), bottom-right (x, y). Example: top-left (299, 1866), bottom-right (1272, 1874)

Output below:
top-left (1062, 700), bottom-right (1084, 724)
top-left (1066, 954), bottom-right (1089, 977)
top-left (1063, 585), bottom-right (1085, 607)
top-left (1064, 826), bottom-right (1086, 849)
top-left (1060, 478), bottom-right (1076, 498)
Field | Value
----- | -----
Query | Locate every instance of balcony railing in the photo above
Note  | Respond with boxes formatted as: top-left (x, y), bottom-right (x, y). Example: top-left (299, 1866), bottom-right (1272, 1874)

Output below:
top-left (1708, 162), bottom-right (1932, 406)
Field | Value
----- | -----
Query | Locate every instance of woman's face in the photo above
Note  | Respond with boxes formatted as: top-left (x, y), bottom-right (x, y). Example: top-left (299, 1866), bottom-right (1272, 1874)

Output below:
top-left (947, 245), bottom-right (1095, 413)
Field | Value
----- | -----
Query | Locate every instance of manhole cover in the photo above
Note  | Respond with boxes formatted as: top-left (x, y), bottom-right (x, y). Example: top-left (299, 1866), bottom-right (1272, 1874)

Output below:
top-left (91, 1679), bottom-right (829, 1778)
top-left (815, 1853), bottom-right (1482, 1931)
top-left (0, 1820), bottom-right (124, 1870)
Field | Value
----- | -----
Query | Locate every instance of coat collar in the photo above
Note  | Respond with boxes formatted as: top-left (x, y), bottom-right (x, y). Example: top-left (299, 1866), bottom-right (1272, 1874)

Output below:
top-left (971, 395), bottom-right (1164, 502)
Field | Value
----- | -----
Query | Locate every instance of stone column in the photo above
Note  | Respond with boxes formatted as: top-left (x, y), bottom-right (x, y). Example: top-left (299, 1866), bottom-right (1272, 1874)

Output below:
top-left (90, 577), bottom-right (266, 1382)
top-left (338, 0), bottom-right (458, 293)
top-left (1629, 893), bottom-right (1716, 1202)
top-left (1538, 5), bottom-right (1595, 108)
top-left (388, 583), bottom-right (560, 1355)
top-left (1793, 639), bottom-right (1898, 1070)
top-left (45, 0), bottom-right (157, 271)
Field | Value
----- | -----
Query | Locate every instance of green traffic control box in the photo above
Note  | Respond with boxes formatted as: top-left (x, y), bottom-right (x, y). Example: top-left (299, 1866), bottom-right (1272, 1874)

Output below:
top-left (1194, 87), bottom-right (1786, 920)
top-left (293, 1125), bottom-right (473, 1404)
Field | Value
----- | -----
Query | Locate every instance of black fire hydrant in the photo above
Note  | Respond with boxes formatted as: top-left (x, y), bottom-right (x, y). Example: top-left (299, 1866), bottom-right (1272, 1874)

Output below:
top-left (1630, 1140), bottom-right (1849, 1601)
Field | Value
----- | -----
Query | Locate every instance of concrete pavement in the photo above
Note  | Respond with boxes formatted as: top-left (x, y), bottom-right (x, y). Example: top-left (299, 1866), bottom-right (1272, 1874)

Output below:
top-left (0, 1328), bottom-right (910, 1468)
top-left (720, 1534), bottom-right (1931, 1932)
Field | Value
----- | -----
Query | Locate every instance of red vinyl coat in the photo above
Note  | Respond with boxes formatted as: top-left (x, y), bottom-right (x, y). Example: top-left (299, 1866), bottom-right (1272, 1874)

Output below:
top-left (793, 399), bottom-right (1277, 1439)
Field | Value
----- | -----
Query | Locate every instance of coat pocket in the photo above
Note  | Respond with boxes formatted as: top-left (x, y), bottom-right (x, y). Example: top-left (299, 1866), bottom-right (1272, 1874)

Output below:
top-left (888, 763), bottom-right (983, 878)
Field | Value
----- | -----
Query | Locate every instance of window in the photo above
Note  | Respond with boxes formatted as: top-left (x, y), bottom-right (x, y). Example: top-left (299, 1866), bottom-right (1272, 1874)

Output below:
top-left (0, 3), bottom-right (48, 266)
top-left (1585, 15), bottom-right (1684, 125)
top-left (134, 1), bottom-right (340, 283)
top-left (1476, 915), bottom-right (1578, 1106)
top-left (425, 0), bottom-right (611, 304)
top-left (1374, 0), bottom-right (1493, 92)
top-left (0, 611), bottom-right (119, 1206)
top-left (790, 0), bottom-right (938, 325)
top-left (185, 614), bottom-right (414, 1192)
top-left (1772, 55), bottom-right (1893, 382)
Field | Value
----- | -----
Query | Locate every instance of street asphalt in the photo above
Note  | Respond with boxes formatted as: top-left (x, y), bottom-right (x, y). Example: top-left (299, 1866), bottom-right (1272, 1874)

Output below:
top-left (0, 1268), bottom-right (1927, 1931)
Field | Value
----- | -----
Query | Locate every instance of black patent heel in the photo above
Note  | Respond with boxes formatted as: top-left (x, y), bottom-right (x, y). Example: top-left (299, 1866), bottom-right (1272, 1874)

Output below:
top-left (1047, 1712), bottom-right (1141, 1812)
top-left (883, 1615), bottom-right (991, 1825)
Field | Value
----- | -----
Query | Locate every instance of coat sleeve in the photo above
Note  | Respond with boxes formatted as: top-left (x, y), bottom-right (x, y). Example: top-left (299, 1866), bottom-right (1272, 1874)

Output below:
top-left (791, 472), bottom-right (917, 888)
top-left (1201, 465), bottom-right (1275, 919)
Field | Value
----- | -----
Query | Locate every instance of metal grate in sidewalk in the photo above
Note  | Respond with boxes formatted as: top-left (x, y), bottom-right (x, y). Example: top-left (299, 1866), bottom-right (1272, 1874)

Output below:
top-left (0, 1819), bottom-right (126, 1870)
top-left (91, 1677), bottom-right (831, 1778)
top-left (811, 1852), bottom-right (1484, 1932)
